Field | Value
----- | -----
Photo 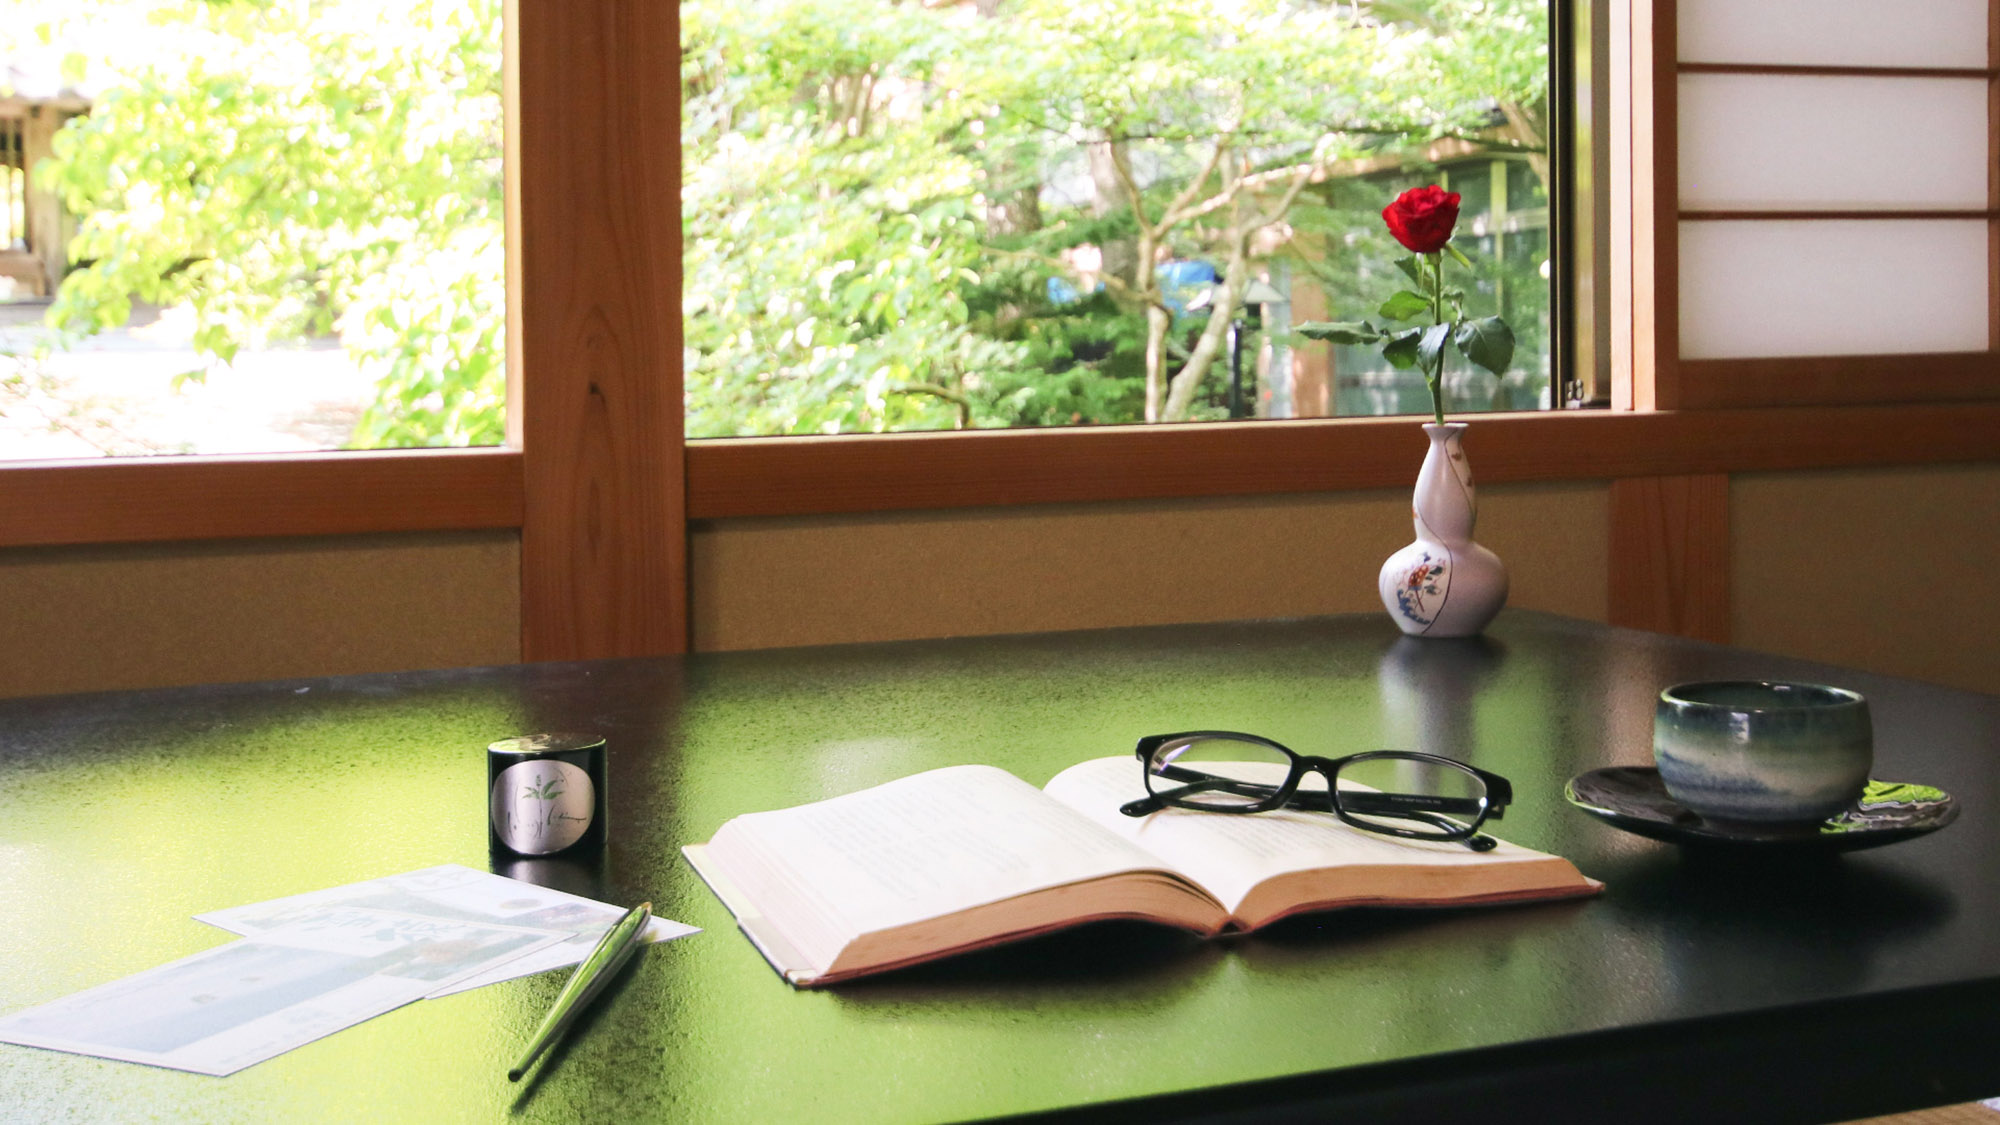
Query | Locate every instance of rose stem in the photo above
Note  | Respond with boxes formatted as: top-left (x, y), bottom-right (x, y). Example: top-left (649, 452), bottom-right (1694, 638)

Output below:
top-left (1429, 249), bottom-right (1446, 424)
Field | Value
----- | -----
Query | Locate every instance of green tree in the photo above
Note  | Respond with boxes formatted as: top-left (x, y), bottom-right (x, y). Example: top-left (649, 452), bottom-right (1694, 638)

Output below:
top-left (31, 0), bottom-right (505, 446)
top-left (681, 0), bottom-right (1045, 435)
top-left (684, 0), bottom-right (1549, 432)
top-left (21, 0), bottom-right (1545, 443)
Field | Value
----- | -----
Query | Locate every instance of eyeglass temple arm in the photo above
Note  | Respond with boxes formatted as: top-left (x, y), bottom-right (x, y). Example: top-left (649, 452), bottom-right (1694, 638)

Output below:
top-left (1128, 770), bottom-right (1500, 820)
top-left (1122, 789), bottom-right (1499, 850)
top-left (1287, 789), bottom-right (1499, 818)
top-left (1142, 766), bottom-right (1504, 816)
top-left (1301, 797), bottom-right (1500, 850)
top-left (1119, 771), bottom-right (1285, 817)
top-left (1401, 810), bottom-right (1501, 851)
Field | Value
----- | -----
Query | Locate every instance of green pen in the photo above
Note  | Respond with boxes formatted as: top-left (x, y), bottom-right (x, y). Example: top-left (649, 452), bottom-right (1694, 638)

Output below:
top-left (508, 901), bottom-right (653, 1082)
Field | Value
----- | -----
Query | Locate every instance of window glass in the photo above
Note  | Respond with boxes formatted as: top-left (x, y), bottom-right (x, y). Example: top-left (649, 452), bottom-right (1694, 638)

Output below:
top-left (682, 0), bottom-right (1553, 437)
top-left (0, 0), bottom-right (503, 459)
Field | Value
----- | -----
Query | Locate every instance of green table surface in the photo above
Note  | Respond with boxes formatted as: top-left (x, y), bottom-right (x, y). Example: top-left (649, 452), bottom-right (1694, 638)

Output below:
top-left (3, 610), bottom-right (1999, 1124)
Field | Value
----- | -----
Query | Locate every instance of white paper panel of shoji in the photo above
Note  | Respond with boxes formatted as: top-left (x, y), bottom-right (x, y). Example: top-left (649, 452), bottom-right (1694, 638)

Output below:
top-left (1680, 0), bottom-right (1988, 67)
top-left (1679, 220), bottom-right (1989, 358)
top-left (1680, 75), bottom-right (1989, 210)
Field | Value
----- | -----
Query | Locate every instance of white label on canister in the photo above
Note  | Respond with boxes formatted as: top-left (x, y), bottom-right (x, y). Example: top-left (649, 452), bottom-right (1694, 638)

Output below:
top-left (490, 759), bottom-right (595, 855)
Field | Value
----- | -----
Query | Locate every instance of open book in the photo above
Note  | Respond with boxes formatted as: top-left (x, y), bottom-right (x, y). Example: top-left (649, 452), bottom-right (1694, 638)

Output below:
top-left (683, 757), bottom-right (1600, 986)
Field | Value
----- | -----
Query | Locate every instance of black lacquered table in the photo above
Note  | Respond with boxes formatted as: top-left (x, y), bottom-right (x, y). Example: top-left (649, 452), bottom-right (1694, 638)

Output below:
top-left (2, 610), bottom-right (1998, 1124)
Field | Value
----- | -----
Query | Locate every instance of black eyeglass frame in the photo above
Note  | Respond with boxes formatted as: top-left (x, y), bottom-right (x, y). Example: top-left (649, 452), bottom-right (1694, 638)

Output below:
top-left (1120, 730), bottom-right (1513, 850)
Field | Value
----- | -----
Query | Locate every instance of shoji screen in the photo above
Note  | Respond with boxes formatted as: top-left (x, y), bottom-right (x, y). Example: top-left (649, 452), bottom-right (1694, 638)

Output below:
top-left (1658, 0), bottom-right (1999, 408)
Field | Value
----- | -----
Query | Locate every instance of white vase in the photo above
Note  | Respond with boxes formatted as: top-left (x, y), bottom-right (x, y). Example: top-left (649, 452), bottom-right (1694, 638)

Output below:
top-left (1379, 422), bottom-right (1508, 637)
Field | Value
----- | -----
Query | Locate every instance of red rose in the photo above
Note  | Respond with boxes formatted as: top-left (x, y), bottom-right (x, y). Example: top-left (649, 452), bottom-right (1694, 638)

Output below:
top-left (1382, 185), bottom-right (1461, 254)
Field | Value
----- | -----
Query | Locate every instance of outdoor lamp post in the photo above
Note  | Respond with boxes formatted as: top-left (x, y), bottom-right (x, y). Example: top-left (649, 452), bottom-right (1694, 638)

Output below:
top-left (1190, 278), bottom-right (1288, 419)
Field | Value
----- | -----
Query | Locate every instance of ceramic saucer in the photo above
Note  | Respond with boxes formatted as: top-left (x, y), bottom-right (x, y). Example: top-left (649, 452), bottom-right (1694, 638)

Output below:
top-left (1564, 766), bottom-right (1958, 852)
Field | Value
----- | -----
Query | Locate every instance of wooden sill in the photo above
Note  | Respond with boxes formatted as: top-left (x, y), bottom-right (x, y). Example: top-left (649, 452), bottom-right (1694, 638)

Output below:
top-left (685, 402), bottom-right (2000, 519)
top-left (0, 447), bottom-right (524, 549)
top-left (1, 402), bottom-right (1995, 547)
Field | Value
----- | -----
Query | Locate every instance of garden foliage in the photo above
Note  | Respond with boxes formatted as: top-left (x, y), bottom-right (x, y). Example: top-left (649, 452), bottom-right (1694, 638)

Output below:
top-left (24, 0), bottom-right (1545, 444)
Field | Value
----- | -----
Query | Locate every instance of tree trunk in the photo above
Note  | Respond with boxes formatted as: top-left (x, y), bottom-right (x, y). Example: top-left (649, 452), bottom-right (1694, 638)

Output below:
top-left (1134, 230), bottom-right (1164, 422)
top-left (974, 0), bottom-right (1038, 237)
top-left (1088, 140), bottom-right (1138, 287)
top-left (984, 184), bottom-right (1040, 237)
top-left (1160, 236), bottom-right (1249, 421)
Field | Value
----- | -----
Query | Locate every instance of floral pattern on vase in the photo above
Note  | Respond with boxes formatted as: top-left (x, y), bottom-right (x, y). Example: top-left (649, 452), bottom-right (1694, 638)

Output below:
top-left (1379, 423), bottom-right (1507, 637)
top-left (1392, 552), bottom-right (1447, 626)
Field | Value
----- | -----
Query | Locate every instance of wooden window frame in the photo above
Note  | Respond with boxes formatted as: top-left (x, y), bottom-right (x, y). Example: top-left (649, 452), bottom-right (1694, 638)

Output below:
top-left (0, 0), bottom-right (1995, 661)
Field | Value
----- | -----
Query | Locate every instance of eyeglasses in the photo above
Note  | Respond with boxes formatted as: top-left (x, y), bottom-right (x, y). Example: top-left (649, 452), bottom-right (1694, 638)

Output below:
top-left (1118, 731), bottom-right (1512, 852)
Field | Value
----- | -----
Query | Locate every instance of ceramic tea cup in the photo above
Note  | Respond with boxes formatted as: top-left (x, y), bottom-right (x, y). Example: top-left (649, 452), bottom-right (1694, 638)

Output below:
top-left (1654, 681), bottom-right (1872, 823)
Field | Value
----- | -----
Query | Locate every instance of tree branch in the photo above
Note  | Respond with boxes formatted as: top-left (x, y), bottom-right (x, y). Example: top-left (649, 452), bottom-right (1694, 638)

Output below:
top-left (1158, 139), bottom-right (1230, 230)
top-left (893, 381), bottom-right (973, 428)
top-left (1104, 136), bottom-right (1152, 235)
top-left (1170, 156), bottom-right (1318, 227)
top-left (986, 246), bottom-right (1141, 300)
top-left (1254, 147), bottom-right (1327, 230)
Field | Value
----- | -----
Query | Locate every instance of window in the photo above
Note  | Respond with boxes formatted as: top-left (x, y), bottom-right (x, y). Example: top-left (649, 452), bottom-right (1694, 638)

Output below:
top-left (0, 0), bottom-right (504, 459)
top-left (681, 0), bottom-right (1561, 436)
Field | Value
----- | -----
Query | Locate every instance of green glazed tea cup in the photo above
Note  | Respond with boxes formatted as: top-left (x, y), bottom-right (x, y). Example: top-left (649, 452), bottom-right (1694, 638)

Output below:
top-left (1653, 681), bottom-right (1872, 823)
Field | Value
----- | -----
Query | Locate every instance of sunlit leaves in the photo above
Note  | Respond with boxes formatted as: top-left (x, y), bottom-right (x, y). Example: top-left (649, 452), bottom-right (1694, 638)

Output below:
top-left (33, 0), bottom-right (505, 444)
top-left (678, 0), bottom-right (1545, 435)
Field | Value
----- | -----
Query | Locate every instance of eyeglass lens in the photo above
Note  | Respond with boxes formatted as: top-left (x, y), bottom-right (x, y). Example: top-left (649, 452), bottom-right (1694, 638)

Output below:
top-left (1334, 756), bottom-right (1488, 839)
top-left (1144, 735), bottom-right (1293, 810)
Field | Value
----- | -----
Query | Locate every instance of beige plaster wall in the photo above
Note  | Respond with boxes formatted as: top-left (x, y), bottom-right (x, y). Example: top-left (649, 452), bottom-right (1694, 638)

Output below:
top-left (6, 466), bottom-right (1992, 700)
top-left (0, 530), bottom-right (520, 698)
top-left (689, 482), bottom-right (1610, 651)
top-left (1732, 464), bottom-right (2000, 697)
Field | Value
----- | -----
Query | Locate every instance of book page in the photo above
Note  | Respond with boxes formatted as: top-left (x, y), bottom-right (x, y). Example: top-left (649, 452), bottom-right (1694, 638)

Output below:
top-left (705, 765), bottom-right (1199, 969)
top-left (1043, 757), bottom-right (1577, 917)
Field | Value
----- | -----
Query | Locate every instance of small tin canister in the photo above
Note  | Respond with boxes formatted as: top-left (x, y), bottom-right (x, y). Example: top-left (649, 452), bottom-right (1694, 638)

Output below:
top-left (488, 733), bottom-right (607, 856)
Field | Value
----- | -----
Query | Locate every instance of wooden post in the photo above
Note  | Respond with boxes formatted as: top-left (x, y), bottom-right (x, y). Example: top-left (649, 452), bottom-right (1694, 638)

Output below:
top-left (1289, 269), bottom-right (1334, 417)
top-left (1607, 473), bottom-right (1730, 643)
top-left (513, 0), bottom-right (688, 661)
top-left (24, 107), bottom-right (65, 295)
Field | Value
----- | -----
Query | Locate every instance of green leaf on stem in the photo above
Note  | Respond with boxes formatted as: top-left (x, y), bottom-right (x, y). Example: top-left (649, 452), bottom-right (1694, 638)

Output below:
top-left (1417, 322), bottom-right (1452, 376)
top-left (1394, 255), bottom-right (1424, 287)
top-left (1381, 326), bottom-right (1424, 369)
top-left (1297, 319), bottom-right (1384, 345)
top-left (1445, 243), bottom-right (1474, 269)
top-left (1377, 290), bottom-right (1430, 322)
top-left (1455, 315), bottom-right (1516, 375)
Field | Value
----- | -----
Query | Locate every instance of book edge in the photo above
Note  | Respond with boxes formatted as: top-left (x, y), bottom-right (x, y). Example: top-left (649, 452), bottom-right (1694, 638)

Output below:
top-left (1234, 865), bottom-right (1605, 931)
top-left (685, 842), bottom-right (1234, 988)
top-left (808, 911), bottom-right (1219, 988)
top-left (681, 843), bottom-right (827, 987)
